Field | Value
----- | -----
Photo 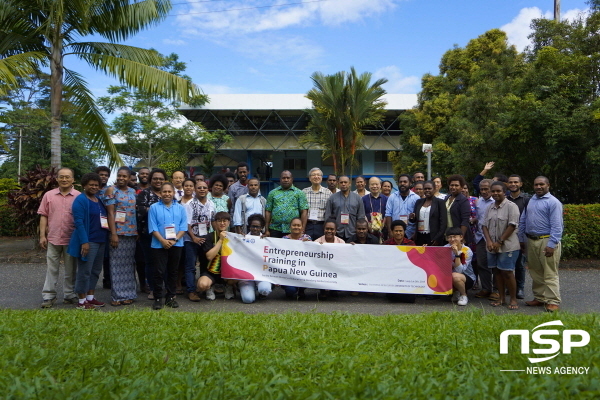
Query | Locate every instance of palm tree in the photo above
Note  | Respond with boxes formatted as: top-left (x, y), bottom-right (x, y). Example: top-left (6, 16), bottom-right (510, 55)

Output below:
top-left (0, 0), bottom-right (202, 168)
top-left (303, 67), bottom-right (387, 176)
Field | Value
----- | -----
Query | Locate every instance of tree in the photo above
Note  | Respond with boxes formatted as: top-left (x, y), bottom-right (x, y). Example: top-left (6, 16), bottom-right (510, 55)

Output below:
top-left (0, 0), bottom-right (203, 168)
top-left (0, 73), bottom-right (98, 178)
top-left (302, 67), bottom-right (387, 176)
top-left (394, 17), bottom-right (600, 203)
top-left (98, 52), bottom-right (217, 173)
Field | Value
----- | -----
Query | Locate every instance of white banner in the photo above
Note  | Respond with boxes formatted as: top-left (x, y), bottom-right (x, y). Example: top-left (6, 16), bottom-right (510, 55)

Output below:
top-left (221, 233), bottom-right (453, 294)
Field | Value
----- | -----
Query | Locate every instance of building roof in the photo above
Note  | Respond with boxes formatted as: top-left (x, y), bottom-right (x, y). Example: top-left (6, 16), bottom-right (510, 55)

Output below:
top-left (180, 93), bottom-right (418, 111)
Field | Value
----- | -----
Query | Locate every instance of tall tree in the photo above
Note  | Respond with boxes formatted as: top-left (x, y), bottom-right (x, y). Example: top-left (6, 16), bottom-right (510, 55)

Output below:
top-left (0, 73), bottom-right (98, 178)
top-left (303, 67), bottom-right (387, 176)
top-left (98, 52), bottom-right (226, 174)
top-left (0, 0), bottom-right (202, 168)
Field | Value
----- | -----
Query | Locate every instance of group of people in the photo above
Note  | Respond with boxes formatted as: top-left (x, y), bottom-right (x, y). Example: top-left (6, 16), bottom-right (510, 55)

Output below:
top-left (38, 161), bottom-right (563, 312)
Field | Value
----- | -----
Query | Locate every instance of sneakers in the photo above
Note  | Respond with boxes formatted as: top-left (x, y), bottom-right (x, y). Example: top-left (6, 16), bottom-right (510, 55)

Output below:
top-left (63, 297), bottom-right (79, 305)
top-left (516, 289), bottom-right (525, 299)
top-left (41, 298), bottom-right (56, 308)
top-left (165, 298), bottom-right (179, 308)
top-left (153, 298), bottom-right (163, 310)
top-left (87, 298), bottom-right (105, 307)
top-left (224, 285), bottom-right (235, 300)
top-left (76, 301), bottom-right (96, 310)
top-left (457, 295), bottom-right (469, 306)
top-left (205, 288), bottom-right (216, 301)
top-left (188, 292), bottom-right (201, 302)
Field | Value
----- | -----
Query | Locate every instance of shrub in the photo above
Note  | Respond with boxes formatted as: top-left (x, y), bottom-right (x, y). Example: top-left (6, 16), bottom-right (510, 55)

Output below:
top-left (7, 165), bottom-right (58, 240)
top-left (562, 204), bottom-right (600, 259)
top-left (0, 178), bottom-right (18, 205)
top-left (0, 204), bottom-right (22, 236)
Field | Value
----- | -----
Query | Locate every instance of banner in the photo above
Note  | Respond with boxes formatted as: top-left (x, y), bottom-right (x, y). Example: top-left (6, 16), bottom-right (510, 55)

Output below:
top-left (221, 233), bottom-right (453, 295)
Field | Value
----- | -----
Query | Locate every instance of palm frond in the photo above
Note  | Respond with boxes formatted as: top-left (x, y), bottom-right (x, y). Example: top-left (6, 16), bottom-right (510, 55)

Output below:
top-left (64, 68), bottom-right (123, 168)
top-left (75, 44), bottom-right (202, 102)
top-left (0, 52), bottom-right (47, 96)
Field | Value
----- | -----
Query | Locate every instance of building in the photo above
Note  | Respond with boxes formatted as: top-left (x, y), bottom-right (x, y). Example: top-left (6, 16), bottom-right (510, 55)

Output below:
top-left (179, 94), bottom-right (417, 189)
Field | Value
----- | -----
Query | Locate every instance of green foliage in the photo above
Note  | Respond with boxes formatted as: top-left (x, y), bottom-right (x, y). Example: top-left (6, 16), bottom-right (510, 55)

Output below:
top-left (0, 310), bottom-right (598, 399)
top-left (98, 52), bottom-right (215, 169)
top-left (396, 16), bottom-right (600, 203)
top-left (0, 73), bottom-right (98, 179)
top-left (7, 165), bottom-right (58, 240)
top-left (0, 204), bottom-right (21, 236)
top-left (562, 204), bottom-right (600, 259)
top-left (1, 0), bottom-right (203, 168)
top-left (303, 67), bottom-right (387, 176)
top-left (0, 178), bottom-right (18, 203)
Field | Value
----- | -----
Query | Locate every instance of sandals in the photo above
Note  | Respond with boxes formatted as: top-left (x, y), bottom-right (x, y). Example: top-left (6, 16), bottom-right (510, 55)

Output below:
top-left (508, 303), bottom-right (519, 310)
top-left (110, 301), bottom-right (122, 307)
top-left (490, 301), bottom-right (504, 307)
top-left (122, 299), bottom-right (134, 305)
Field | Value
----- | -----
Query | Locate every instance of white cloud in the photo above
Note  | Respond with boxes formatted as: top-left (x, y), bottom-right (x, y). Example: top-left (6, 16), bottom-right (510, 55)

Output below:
top-left (234, 34), bottom-right (324, 66)
top-left (374, 66), bottom-right (420, 94)
top-left (501, 7), bottom-right (588, 52)
top-left (176, 0), bottom-right (397, 36)
top-left (162, 38), bottom-right (186, 46)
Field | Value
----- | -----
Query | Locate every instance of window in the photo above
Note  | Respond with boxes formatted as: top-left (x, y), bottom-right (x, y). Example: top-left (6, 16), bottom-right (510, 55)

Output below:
top-left (283, 158), bottom-right (307, 171)
top-left (374, 151), bottom-right (393, 174)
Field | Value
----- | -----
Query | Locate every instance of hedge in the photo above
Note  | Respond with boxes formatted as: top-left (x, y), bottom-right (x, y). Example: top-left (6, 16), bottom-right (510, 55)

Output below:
top-left (0, 202), bottom-right (596, 258)
top-left (0, 204), bottom-right (22, 237)
top-left (562, 204), bottom-right (600, 259)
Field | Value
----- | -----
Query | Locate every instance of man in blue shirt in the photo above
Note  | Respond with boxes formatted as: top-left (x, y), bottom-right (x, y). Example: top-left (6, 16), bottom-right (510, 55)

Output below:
top-left (385, 174), bottom-right (419, 239)
top-left (519, 176), bottom-right (563, 312)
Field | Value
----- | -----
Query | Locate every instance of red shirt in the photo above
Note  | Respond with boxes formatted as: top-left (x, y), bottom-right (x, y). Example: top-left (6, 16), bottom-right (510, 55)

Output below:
top-left (383, 237), bottom-right (415, 246)
top-left (37, 187), bottom-right (81, 245)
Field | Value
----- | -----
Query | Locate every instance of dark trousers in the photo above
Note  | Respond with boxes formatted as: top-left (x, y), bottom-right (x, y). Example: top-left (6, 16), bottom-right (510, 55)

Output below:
top-left (269, 229), bottom-right (285, 238)
top-left (305, 221), bottom-right (324, 241)
top-left (515, 251), bottom-right (525, 291)
top-left (102, 241), bottom-right (111, 286)
top-left (415, 232), bottom-right (431, 246)
top-left (140, 233), bottom-right (154, 291)
top-left (134, 241), bottom-right (146, 290)
top-left (152, 246), bottom-right (182, 300)
top-left (476, 239), bottom-right (493, 292)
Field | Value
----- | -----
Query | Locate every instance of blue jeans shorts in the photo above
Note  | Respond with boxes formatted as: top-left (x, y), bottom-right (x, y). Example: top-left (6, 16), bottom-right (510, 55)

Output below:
top-left (487, 250), bottom-right (520, 271)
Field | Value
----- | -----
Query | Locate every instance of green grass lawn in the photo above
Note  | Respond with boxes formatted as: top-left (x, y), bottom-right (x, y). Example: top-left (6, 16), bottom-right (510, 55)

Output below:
top-left (0, 310), bottom-right (598, 399)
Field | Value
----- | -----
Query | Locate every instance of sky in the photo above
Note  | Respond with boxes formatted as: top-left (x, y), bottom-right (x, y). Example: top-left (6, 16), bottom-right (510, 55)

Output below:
top-left (72, 0), bottom-right (591, 100)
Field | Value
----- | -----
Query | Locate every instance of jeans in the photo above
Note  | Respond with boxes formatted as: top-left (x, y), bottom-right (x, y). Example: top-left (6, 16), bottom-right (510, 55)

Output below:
top-left (476, 239), bottom-right (493, 292)
top-left (515, 251), bottom-right (526, 290)
top-left (75, 242), bottom-right (105, 294)
top-left (152, 246), bottom-right (182, 300)
top-left (42, 243), bottom-right (77, 300)
top-left (305, 222), bottom-right (324, 241)
top-left (184, 241), bottom-right (200, 293)
top-left (283, 285), bottom-right (302, 298)
top-left (238, 281), bottom-right (272, 303)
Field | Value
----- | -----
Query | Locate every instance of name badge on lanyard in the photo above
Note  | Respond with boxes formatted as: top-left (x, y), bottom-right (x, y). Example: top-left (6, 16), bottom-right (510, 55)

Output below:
top-left (198, 222), bottom-right (207, 236)
top-left (309, 208), bottom-right (319, 221)
top-left (418, 219), bottom-right (425, 232)
top-left (100, 215), bottom-right (109, 229)
top-left (165, 225), bottom-right (176, 240)
top-left (341, 213), bottom-right (350, 225)
top-left (399, 214), bottom-right (408, 224)
top-left (115, 210), bottom-right (126, 223)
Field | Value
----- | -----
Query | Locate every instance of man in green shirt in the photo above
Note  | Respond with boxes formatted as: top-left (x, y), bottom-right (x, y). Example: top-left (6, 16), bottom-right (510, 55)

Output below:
top-left (265, 170), bottom-right (309, 238)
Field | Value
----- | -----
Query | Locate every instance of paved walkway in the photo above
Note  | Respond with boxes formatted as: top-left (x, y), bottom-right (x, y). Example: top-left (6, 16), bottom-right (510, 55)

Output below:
top-left (1, 259), bottom-right (598, 314)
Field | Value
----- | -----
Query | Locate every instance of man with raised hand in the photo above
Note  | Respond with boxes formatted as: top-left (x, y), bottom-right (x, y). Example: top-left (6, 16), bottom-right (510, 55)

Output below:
top-left (474, 179), bottom-right (496, 301)
top-left (38, 167), bottom-right (81, 308)
top-left (325, 175), bottom-right (365, 242)
top-left (519, 176), bottom-right (563, 312)
top-left (385, 174), bottom-right (419, 241)
top-left (228, 162), bottom-right (250, 214)
top-left (302, 168), bottom-right (331, 240)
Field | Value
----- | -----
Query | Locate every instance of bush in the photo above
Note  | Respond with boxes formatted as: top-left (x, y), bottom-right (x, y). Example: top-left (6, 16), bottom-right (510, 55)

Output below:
top-left (0, 204), bottom-right (22, 236)
top-left (562, 204), bottom-right (600, 259)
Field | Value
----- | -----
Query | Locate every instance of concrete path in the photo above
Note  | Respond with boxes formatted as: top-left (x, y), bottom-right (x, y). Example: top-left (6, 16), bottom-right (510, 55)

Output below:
top-left (1, 260), bottom-right (598, 314)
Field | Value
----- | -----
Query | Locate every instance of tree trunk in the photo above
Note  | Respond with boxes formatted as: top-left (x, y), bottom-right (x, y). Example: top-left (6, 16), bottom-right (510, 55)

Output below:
top-left (49, 30), bottom-right (63, 168)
